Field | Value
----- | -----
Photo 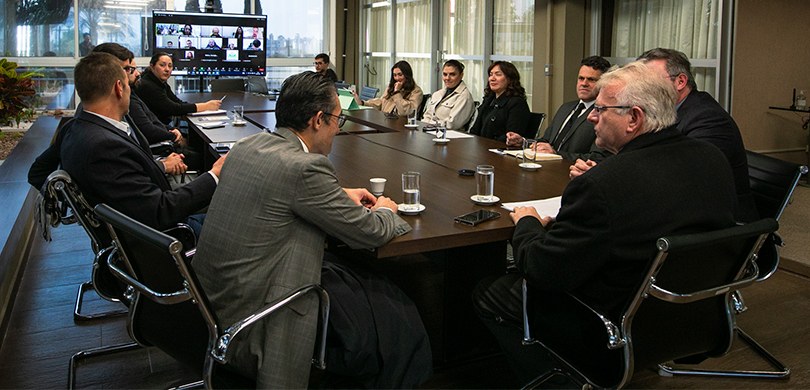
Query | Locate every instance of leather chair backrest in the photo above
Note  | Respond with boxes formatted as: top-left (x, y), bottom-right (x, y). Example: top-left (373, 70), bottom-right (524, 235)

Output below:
top-left (211, 78), bottom-right (246, 92)
top-left (746, 150), bottom-right (808, 220)
top-left (526, 112), bottom-right (546, 139)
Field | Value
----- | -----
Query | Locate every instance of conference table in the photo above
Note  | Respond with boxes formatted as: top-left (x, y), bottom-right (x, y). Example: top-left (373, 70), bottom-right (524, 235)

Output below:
top-left (183, 92), bottom-right (572, 364)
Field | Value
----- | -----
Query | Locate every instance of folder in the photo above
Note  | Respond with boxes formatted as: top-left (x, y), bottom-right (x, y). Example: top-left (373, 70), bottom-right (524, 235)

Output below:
top-left (337, 88), bottom-right (363, 110)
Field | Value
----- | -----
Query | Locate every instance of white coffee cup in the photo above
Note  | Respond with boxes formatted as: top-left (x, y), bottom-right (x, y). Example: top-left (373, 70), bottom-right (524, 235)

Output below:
top-left (370, 178), bottom-right (387, 196)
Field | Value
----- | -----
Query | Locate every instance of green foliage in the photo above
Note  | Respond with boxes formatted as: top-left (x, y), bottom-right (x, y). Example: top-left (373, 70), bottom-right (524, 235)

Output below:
top-left (0, 59), bottom-right (42, 127)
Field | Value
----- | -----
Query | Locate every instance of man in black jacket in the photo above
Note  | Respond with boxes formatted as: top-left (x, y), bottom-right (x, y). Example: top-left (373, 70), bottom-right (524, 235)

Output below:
top-left (473, 62), bottom-right (737, 384)
top-left (56, 52), bottom-right (224, 235)
top-left (28, 43), bottom-right (191, 189)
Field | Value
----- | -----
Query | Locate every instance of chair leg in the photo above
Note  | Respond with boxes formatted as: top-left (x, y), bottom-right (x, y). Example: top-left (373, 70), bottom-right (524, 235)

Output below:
top-left (68, 341), bottom-right (141, 389)
top-left (74, 281), bottom-right (128, 321)
top-left (657, 327), bottom-right (790, 379)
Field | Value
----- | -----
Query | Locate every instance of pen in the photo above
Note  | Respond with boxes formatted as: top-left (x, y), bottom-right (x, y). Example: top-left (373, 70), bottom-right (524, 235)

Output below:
top-left (220, 95), bottom-right (227, 102)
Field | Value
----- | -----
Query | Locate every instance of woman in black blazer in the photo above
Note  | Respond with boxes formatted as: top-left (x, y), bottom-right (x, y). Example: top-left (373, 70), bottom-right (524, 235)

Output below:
top-left (134, 52), bottom-right (222, 124)
top-left (469, 61), bottom-right (531, 143)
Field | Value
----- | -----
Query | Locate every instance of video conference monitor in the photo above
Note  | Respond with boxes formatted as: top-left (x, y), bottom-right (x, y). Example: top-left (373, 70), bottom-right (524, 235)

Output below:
top-left (152, 10), bottom-right (267, 77)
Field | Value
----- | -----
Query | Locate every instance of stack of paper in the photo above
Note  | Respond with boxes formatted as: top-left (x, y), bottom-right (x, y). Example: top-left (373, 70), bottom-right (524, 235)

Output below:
top-left (488, 148), bottom-right (563, 161)
top-left (501, 196), bottom-right (562, 218)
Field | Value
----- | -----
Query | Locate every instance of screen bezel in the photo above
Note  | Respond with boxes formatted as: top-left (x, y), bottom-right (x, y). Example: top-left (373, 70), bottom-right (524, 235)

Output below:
top-left (152, 10), bottom-right (267, 77)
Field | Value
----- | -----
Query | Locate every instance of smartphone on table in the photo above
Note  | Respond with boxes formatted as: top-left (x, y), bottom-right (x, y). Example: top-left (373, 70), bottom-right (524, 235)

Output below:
top-left (454, 209), bottom-right (501, 226)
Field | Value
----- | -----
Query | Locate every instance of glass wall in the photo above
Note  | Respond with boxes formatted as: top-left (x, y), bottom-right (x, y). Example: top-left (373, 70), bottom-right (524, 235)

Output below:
top-left (361, 0), bottom-right (535, 106)
top-left (597, 0), bottom-right (722, 97)
top-left (1, 0), bottom-right (327, 109)
top-left (442, 0), bottom-right (485, 101)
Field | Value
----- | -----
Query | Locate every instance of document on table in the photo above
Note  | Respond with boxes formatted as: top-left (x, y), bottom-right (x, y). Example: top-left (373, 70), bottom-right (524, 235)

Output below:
top-left (488, 148), bottom-right (563, 160)
top-left (189, 109), bottom-right (227, 116)
top-left (501, 196), bottom-right (562, 218)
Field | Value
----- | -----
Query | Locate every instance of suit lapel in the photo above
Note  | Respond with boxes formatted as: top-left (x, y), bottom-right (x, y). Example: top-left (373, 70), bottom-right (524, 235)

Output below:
top-left (558, 105), bottom-right (593, 148)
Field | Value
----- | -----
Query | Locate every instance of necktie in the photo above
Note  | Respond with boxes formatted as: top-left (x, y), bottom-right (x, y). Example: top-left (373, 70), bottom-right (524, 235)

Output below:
top-left (553, 102), bottom-right (585, 149)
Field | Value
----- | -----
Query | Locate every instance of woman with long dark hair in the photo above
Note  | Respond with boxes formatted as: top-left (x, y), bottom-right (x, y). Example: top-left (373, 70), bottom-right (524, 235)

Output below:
top-left (469, 61), bottom-right (531, 142)
top-left (134, 52), bottom-right (222, 124)
top-left (356, 60), bottom-right (423, 116)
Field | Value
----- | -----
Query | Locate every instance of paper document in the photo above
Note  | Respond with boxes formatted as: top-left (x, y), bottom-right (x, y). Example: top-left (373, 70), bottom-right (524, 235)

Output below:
top-left (501, 196), bottom-right (562, 218)
top-left (423, 130), bottom-right (474, 139)
top-left (488, 148), bottom-right (563, 161)
top-left (189, 109), bottom-right (227, 116)
top-left (194, 115), bottom-right (230, 121)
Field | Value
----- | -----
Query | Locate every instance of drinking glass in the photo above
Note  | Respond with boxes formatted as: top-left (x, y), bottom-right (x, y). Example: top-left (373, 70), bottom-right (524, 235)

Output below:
top-left (476, 165), bottom-right (495, 202)
top-left (401, 172), bottom-right (421, 208)
top-left (232, 105), bottom-right (245, 124)
top-left (521, 138), bottom-right (539, 165)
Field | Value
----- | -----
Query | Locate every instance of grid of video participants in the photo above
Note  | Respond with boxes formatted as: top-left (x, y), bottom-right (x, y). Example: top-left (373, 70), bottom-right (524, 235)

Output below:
top-left (155, 23), bottom-right (265, 75)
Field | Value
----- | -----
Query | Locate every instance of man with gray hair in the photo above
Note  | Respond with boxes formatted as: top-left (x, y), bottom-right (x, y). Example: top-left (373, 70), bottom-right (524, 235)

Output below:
top-left (473, 62), bottom-right (737, 385)
top-left (193, 71), bottom-right (431, 388)
top-left (572, 48), bottom-right (757, 222)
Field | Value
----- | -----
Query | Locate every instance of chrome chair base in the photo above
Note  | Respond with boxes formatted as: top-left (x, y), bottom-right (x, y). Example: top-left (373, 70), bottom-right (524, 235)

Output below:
top-left (73, 281), bottom-right (127, 321)
top-left (68, 341), bottom-right (141, 389)
top-left (658, 327), bottom-right (790, 379)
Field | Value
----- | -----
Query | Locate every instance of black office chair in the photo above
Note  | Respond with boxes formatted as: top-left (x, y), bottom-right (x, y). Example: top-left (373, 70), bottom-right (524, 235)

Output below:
top-left (92, 203), bottom-right (330, 389)
top-left (662, 151), bottom-right (807, 381)
top-left (520, 218), bottom-right (779, 389)
top-left (38, 170), bottom-right (129, 321)
top-left (246, 76), bottom-right (269, 94)
top-left (210, 78), bottom-right (246, 92)
top-left (335, 81), bottom-right (350, 90)
top-left (416, 94), bottom-right (430, 121)
top-left (359, 86), bottom-right (379, 102)
top-left (527, 112), bottom-right (546, 139)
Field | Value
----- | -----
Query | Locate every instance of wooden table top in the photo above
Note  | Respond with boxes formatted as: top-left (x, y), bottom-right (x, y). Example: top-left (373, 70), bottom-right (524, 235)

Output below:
top-left (177, 91), bottom-right (276, 112)
top-left (188, 99), bottom-right (572, 258)
top-left (330, 131), bottom-right (570, 257)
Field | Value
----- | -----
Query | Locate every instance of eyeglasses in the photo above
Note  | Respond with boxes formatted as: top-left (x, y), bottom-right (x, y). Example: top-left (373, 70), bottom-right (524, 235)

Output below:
top-left (592, 104), bottom-right (634, 114)
top-left (313, 61), bottom-right (325, 66)
top-left (123, 65), bottom-right (139, 74)
top-left (322, 112), bottom-right (346, 128)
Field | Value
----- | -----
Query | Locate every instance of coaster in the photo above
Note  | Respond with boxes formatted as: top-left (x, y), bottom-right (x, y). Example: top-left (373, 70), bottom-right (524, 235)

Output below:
top-left (432, 138), bottom-right (450, 144)
top-left (470, 195), bottom-right (500, 205)
top-left (397, 203), bottom-right (426, 215)
top-left (518, 162), bottom-right (542, 171)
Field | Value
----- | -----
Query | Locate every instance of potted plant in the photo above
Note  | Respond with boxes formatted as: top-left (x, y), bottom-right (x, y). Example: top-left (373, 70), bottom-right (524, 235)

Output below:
top-left (0, 58), bottom-right (41, 129)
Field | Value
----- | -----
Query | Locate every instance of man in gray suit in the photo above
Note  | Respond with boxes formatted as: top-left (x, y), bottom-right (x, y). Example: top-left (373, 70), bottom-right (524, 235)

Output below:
top-left (511, 56), bottom-right (611, 161)
top-left (193, 72), bottom-right (427, 388)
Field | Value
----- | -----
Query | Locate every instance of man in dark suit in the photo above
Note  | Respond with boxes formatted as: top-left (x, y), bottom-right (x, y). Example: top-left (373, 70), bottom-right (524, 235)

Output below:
top-left (193, 71), bottom-right (431, 388)
top-left (314, 53), bottom-right (339, 82)
top-left (572, 48), bottom-right (757, 222)
top-left (639, 48), bottom-right (758, 222)
top-left (27, 43), bottom-right (191, 190)
top-left (515, 56), bottom-right (611, 162)
top-left (473, 62), bottom-right (737, 384)
top-left (58, 52), bottom-right (224, 234)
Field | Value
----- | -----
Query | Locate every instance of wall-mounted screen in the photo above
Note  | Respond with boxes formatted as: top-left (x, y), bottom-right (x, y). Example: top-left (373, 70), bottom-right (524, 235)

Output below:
top-left (152, 10), bottom-right (267, 77)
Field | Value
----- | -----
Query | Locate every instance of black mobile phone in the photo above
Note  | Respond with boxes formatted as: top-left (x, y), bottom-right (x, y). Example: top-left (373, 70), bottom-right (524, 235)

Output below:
top-left (454, 209), bottom-right (501, 226)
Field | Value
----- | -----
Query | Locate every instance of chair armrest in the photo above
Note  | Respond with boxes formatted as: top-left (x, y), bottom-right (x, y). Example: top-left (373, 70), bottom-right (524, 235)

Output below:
top-left (211, 284), bottom-right (330, 369)
top-left (150, 141), bottom-right (175, 157)
top-left (106, 248), bottom-right (193, 305)
top-left (647, 261), bottom-right (760, 304)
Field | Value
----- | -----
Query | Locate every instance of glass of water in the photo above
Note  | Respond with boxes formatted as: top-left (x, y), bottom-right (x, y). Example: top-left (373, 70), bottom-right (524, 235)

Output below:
top-left (401, 171), bottom-right (421, 209)
top-left (476, 165), bottom-right (495, 202)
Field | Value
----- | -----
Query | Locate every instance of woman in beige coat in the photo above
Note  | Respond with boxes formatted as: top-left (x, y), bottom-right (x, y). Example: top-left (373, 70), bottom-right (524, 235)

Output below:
top-left (356, 60), bottom-right (423, 116)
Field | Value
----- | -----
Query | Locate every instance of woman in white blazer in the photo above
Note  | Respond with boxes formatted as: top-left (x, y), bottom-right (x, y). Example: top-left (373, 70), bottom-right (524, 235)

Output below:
top-left (421, 60), bottom-right (476, 130)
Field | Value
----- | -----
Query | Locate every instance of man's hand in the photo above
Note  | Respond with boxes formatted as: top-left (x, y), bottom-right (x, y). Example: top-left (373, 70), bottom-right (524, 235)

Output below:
top-left (371, 196), bottom-right (398, 213)
top-left (169, 128), bottom-right (186, 146)
top-left (534, 142), bottom-right (555, 154)
top-left (343, 188), bottom-right (377, 207)
top-left (209, 154), bottom-right (227, 178)
top-left (162, 153), bottom-right (187, 175)
top-left (505, 132), bottom-right (524, 147)
top-left (569, 158), bottom-right (597, 179)
top-left (509, 206), bottom-right (553, 227)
